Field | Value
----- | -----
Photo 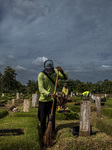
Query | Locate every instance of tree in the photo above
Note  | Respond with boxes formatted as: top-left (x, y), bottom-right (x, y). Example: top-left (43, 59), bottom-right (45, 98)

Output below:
top-left (101, 80), bottom-right (112, 93)
top-left (0, 72), bottom-right (2, 92)
top-left (26, 80), bottom-right (38, 94)
top-left (2, 66), bottom-right (18, 92)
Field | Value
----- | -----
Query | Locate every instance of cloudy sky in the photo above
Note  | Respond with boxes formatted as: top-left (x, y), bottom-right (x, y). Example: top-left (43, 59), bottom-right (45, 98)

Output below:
top-left (0, 0), bottom-right (112, 85)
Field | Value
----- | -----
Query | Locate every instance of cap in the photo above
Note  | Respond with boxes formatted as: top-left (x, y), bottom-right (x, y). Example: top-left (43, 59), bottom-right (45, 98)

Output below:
top-left (44, 60), bottom-right (54, 72)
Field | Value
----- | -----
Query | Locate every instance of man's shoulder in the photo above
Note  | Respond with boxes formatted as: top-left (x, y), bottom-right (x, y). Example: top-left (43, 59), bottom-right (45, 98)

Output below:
top-left (38, 71), bottom-right (45, 78)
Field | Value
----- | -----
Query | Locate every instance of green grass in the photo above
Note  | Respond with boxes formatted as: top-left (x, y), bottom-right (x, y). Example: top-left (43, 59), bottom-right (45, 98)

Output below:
top-left (0, 108), bottom-right (40, 150)
top-left (102, 107), bottom-right (112, 118)
top-left (72, 95), bottom-right (82, 100)
top-left (56, 110), bottom-right (79, 120)
top-left (0, 99), bottom-right (8, 104)
top-left (54, 120), bottom-right (112, 150)
top-left (96, 118), bottom-right (112, 136)
top-left (66, 103), bottom-right (80, 112)
top-left (10, 108), bottom-right (38, 118)
top-left (1, 100), bottom-right (112, 150)
top-left (105, 98), bottom-right (112, 107)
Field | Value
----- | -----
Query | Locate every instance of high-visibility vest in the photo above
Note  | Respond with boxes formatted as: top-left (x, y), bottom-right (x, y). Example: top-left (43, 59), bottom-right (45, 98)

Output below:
top-left (38, 69), bottom-right (68, 102)
top-left (82, 91), bottom-right (89, 97)
top-left (62, 87), bottom-right (68, 96)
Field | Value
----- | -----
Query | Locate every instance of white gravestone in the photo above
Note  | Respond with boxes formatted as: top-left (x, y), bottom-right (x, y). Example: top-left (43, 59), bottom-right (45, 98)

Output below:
top-left (71, 92), bottom-right (73, 97)
top-left (12, 99), bottom-right (15, 105)
top-left (2, 93), bottom-right (4, 97)
top-left (76, 92), bottom-right (78, 96)
top-left (32, 94), bottom-right (37, 107)
top-left (23, 99), bottom-right (30, 112)
top-left (91, 95), bottom-right (94, 100)
top-left (16, 92), bottom-right (19, 100)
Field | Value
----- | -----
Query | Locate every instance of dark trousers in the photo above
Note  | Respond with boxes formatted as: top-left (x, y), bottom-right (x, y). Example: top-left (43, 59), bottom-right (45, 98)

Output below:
top-left (38, 100), bottom-right (57, 135)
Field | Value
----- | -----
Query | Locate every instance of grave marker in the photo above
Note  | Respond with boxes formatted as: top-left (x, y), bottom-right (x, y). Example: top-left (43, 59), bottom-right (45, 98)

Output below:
top-left (32, 94), bottom-right (37, 107)
top-left (105, 94), bottom-right (107, 98)
top-left (95, 97), bottom-right (101, 117)
top-left (79, 100), bottom-right (91, 136)
top-left (23, 99), bottom-right (30, 112)
top-left (16, 92), bottom-right (19, 100)
top-left (91, 95), bottom-right (94, 100)
top-left (71, 92), bottom-right (73, 97)
top-left (76, 92), bottom-right (78, 96)
top-left (12, 99), bottom-right (15, 105)
top-left (2, 93), bottom-right (4, 97)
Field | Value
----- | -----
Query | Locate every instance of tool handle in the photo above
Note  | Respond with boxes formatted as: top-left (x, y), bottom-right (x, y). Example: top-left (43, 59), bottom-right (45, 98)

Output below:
top-left (51, 70), bottom-right (59, 116)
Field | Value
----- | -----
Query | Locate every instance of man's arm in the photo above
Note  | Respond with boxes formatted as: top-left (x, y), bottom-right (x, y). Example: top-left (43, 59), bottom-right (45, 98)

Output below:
top-left (56, 66), bottom-right (68, 80)
top-left (38, 73), bottom-right (50, 96)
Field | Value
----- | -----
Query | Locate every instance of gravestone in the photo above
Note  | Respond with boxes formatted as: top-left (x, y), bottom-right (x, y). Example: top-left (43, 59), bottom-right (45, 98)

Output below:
top-left (79, 100), bottom-right (91, 136)
top-left (32, 94), bottom-right (37, 107)
top-left (94, 96), bottom-right (96, 100)
top-left (105, 94), bottom-right (107, 98)
top-left (95, 97), bottom-right (101, 117)
top-left (91, 95), bottom-right (94, 100)
top-left (92, 95), bottom-right (96, 103)
top-left (76, 92), bottom-right (78, 96)
top-left (2, 93), bottom-right (4, 97)
top-left (71, 92), bottom-right (73, 97)
top-left (16, 92), bottom-right (19, 99)
top-left (12, 99), bottom-right (15, 105)
top-left (89, 93), bottom-right (91, 97)
top-left (16, 92), bottom-right (20, 103)
top-left (23, 99), bottom-right (30, 112)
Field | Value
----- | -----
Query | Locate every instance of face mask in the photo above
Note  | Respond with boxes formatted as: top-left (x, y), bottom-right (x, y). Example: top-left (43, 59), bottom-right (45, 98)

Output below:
top-left (45, 67), bottom-right (54, 74)
top-left (47, 71), bottom-right (53, 75)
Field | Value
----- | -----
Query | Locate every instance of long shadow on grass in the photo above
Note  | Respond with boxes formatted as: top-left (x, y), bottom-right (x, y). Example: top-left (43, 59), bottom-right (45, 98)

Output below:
top-left (55, 122), bottom-right (101, 138)
top-left (55, 122), bottom-right (79, 133)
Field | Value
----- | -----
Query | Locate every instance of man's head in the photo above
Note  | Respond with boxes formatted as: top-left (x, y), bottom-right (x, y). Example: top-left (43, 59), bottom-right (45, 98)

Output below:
top-left (44, 59), bottom-right (54, 73)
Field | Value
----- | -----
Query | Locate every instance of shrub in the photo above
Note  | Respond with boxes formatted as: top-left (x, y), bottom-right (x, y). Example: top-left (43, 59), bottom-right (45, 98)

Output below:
top-left (0, 110), bottom-right (8, 119)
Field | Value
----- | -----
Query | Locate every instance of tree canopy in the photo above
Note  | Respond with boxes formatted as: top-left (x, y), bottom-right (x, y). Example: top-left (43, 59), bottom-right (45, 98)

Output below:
top-left (0, 66), bottom-right (23, 93)
top-left (0, 66), bottom-right (112, 94)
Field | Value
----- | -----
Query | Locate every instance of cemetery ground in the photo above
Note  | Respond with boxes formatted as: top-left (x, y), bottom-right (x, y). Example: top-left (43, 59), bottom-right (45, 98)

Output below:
top-left (0, 94), bottom-right (112, 150)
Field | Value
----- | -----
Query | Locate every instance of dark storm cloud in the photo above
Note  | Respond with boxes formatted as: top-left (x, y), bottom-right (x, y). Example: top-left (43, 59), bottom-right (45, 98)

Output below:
top-left (0, 0), bottom-right (112, 84)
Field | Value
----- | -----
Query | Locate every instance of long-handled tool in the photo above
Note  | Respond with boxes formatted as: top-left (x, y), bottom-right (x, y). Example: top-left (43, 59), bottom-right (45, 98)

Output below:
top-left (43, 70), bottom-right (59, 147)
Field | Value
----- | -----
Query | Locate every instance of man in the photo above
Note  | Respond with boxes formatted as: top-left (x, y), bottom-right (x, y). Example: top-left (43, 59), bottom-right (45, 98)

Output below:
top-left (62, 83), bottom-right (68, 99)
top-left (58, 83), bottom-right (68, 110)
top-left (82, 91), bottom-right (90, 100)
top-left (38, 59), bottom-right (68, 137)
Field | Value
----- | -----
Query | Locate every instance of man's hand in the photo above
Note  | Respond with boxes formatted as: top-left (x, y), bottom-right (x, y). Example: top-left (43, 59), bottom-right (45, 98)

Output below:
top-left (56, 66), bottom-right (62, 72)
top-left (51, 93), bottom-right (56, 99)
